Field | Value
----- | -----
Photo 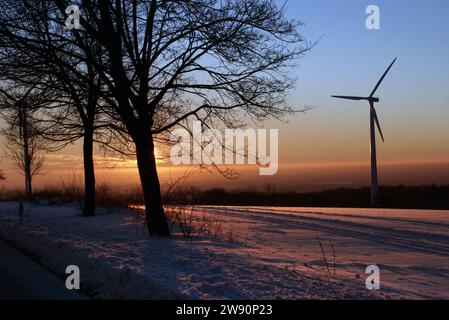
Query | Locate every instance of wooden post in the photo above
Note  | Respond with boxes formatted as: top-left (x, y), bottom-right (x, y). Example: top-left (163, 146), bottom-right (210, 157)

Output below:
top-left (19, 200), bottom-right (24, 222)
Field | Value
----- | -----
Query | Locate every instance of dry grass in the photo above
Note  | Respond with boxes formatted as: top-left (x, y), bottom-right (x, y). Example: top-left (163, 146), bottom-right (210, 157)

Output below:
top-left (165, 205), bottom-right (237, 243)
top-left (317, 238), bottom-right (337, 276)
top-left (1, 177), bottom-right (144, 210)
top-left (1, 180), bottom-right (237, 243)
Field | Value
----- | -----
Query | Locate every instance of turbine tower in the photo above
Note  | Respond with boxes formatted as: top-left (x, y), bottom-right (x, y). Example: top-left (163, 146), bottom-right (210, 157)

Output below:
top-left (332, 58), bottom-right (397, 207)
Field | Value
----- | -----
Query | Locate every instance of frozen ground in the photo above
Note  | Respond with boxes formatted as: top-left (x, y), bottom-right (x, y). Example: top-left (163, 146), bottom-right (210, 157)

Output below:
top-left (0, 202), bottom-right (447, 299)
top-left (196, 206), bottom-right (449, 299)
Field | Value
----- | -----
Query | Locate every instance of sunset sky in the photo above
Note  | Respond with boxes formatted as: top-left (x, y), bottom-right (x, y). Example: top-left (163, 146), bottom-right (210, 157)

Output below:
top-left (1, 0), bottom-right (449, 192)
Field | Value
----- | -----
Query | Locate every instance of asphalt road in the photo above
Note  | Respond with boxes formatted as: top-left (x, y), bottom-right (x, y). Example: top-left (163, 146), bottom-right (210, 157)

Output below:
top-left (0, 240), bottom-right (89, 300)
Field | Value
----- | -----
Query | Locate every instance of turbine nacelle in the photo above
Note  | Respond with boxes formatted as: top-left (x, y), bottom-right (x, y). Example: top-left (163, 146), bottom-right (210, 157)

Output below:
top-left (331, 58), bottom-right (397, 144)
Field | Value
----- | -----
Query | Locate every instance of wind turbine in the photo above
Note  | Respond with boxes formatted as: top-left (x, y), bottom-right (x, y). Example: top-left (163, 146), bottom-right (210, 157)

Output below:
top-left (332, 58), bottom-right (397, 207)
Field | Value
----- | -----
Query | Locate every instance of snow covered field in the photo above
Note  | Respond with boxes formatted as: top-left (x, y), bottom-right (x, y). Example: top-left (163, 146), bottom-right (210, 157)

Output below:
top-left (0, 202), bottom-right (448, 299)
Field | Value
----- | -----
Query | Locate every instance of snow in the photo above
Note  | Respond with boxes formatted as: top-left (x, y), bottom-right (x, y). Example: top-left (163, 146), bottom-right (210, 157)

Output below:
top-left (0, 202), bottom-right (447, 299)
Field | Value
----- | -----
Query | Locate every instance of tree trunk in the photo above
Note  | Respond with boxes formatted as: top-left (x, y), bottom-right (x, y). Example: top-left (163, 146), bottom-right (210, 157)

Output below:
top-left (21, 106), bottom-right (32, 200)
top-left (82, 129), bottom-right (96, 217)
top-left (24, 170), bottom-right (32, 199)
top-left (134, 130), bottom-right (170, 237)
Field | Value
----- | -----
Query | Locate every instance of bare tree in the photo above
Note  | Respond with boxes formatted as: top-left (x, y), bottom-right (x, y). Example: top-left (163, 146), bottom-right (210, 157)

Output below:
top-left (0, 2), bottom-right (105, 216)
top-left (0, 87), bottom-right (46, 198)
top-left (76, 0), bottom-right (307, 236)
top-left (1, 0), bottom-right (308, 236)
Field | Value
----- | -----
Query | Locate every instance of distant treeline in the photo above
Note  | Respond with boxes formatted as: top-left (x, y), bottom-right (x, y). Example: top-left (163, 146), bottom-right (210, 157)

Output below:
top-left (165, 185), bottom-right (449, 210)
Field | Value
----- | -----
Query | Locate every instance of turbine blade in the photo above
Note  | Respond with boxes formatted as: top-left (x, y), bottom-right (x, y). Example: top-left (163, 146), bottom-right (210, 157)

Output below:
top-left (331, 95), bottom-right (366, 101)
top-left (370, 58), bottom-right (397, 97)
top-left (370, 101), bottom-right (385, 142)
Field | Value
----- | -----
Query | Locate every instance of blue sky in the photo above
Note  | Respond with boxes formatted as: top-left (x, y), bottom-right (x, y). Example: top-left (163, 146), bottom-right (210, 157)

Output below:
top-left (270, 0), bottom-right (449, 165)
top-left (2, 0), bottom-right (449, 190)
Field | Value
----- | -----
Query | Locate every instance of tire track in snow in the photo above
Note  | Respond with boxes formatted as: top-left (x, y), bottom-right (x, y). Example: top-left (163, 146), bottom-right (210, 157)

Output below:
top-left (198, 207), bottom-right (449, 257)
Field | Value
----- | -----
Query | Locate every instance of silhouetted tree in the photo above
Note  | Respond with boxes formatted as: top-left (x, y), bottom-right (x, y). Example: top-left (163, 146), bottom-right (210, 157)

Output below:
top-left (0, 87), bottom-right (46, 198)
top-left (0, 2), bottom-right (105, 216)
top-left (1, 0), bottom-right (307, 236)
top-left (74, 0), bottom-right (306, 236)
